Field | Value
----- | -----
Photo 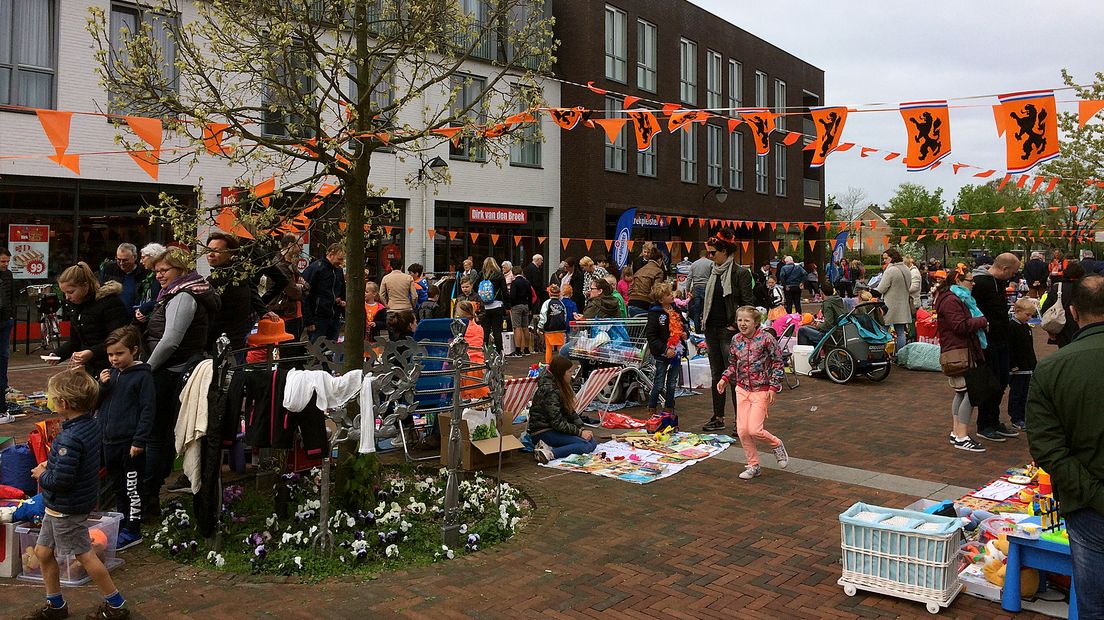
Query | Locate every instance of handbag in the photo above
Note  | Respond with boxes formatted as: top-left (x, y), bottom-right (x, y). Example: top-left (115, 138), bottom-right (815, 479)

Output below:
top-left (939, 348), bottom-right (970, 376)
top-left (1040, 285), bottom-right (1066, 335)
top-left (964, 362), bottom-right (1000, 408)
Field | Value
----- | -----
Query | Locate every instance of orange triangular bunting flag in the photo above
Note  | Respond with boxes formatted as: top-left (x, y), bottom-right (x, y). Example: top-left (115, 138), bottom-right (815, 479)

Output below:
top-left (771, 240), bottom-right (781, 252)
top-left (127, 150), bottom-right (159, 181)
top-left (860, 147), bottom-right (878, 158)
top-left (48, 153), bottom-right (80, 175)
top-left (627, 240), bottom-right (636, 251)
top-left (560, 238), bottom-right (570, 250)
top-left (125, 116), bottom-right (163, 180)
top-left (782, 222), bottom-right (790, 231)
top-left (623, 95), bottom-right (641, 110)
top-left (202, 123), bottom-right (233, 156)
top-left (1078, 100), bottom-right (1104, 127)
top-left (407, 227), bottom-right (414, 234)
top-left (251, 177), bottom-right (277, 207)
top-left (431, 127), bottom-right (464, 146)
top-left (448, 230), bottom-right (458, 240)
top-left (514, 235), bottom-right (524, 246)
top-left (583, 238), bottom-right (594, 251)
top-left (604, 239), bottom-right (613, 251)
top-left (741, 241), bottom-right (750, 253)
top-left (846, 237), bottom-right (855, 249)
top-left (594, 118), bottom-right (629, 144)
top-left (993, 104), bottom-right (1007, 137)
top-left (884, 152), bottom-right (901, 161)
top-left (808, 239), bottom-right (817, 250)
top-left (490, 234), bottom-right (500, 245)
top-left (36, 110), bottom-right (73, 159)
top-left (683, 241), bottom-right (693, 252)
top-left (790, 239), bottom-right (799, 251)
top-left (782, 131), bottom-right (802, 146)
top-left (538, 236), bottom-right (547, 246)
top-left (427, 229), bottom-right (436, 240)
top-left (215, 208), bottom-right (254, 240)
top-left (727, 118), bottom-right (742, 133)
top-left (470, 232), bottom-right (480, 243)
top-left (383, 226), bottom-right (394, 235)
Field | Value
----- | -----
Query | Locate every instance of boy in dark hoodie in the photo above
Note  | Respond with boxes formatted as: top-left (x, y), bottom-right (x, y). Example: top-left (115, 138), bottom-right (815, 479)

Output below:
top-left (644, 281), bottom-right (686, 430)
top-left (97, 326), bottom-right (155, 550)
top-left (29, 368), bottom-right (132, 620)
top-left (1007, 298), bottom-right (1037, 432)
top-left (417, 284), bottom-right (440, 322)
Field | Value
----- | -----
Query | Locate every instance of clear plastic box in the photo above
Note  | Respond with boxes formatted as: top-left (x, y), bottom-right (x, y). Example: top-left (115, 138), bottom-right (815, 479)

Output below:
top-left (16, 512), bottom-right (125, 586)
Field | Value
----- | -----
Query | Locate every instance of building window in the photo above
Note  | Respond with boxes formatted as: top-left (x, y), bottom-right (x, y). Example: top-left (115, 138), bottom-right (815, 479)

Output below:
top-left (774, 78), bottom-right (786, 131)
top-left (706, 124), bottom-right (722, 187)
top-left (109, 3), bottom-right (179, 114)
top-left (755, 151), bottom-right (768, 194)
top-left (728, 59), bottom-right (742, 110)
top-left (510, 88), bottom-right (541, 167)
top-left (755, 70), bottom-right (767, 107)
top-left (728, 131), bottom-right (743, 190)
top-left (680, 125), bottom-right (697, 183)
top-left (706, 50), bottom-right (722, 110)
top-left (636, 19), bottom-right (656, 92)
top-left (0, 0), bottom-right (56, 108)
top-left (679, 38), bottom-right (696, 105)
top-left (449, 74), bottom-right (487, 161)
top-left (262, 41), bottom-right (314, 138)
top-left (775, 145), bottom-right (786, 196)
top-left (604, 95), bottom-right (626, 172)
top-left (604, 5), bottom-right (626, 83)
top-left (349, 56), bottom-right (396, 126)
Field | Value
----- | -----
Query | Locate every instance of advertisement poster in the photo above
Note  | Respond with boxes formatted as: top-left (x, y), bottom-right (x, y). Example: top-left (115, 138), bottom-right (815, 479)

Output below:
top-left (8, 224), bottom-right (50, 280)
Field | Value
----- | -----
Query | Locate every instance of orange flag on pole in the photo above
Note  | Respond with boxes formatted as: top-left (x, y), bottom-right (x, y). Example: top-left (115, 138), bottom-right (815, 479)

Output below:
top-left (807, 106), bottom-right (848, 168)
top-left (124, 116), bottom-right (163, 181)
top-left (900, 100), bottom-right (951, 171)
top-left (627, 110), bottom-right (661, 151)
top-left (997, 90), bottom-right (1060, 173)
top-left (741, 109), bottom-right (776, 156)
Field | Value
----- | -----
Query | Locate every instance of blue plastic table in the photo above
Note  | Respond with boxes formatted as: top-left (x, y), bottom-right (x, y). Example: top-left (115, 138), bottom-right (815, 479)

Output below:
top-left (1002, 516), bottom-right (1078, 619)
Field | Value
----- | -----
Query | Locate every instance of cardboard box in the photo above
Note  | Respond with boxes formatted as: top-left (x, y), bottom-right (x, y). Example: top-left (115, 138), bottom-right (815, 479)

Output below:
top-left (959, 564), bottom-right (1001, 602)
top-left (438, 411), bottom-right (524, 470)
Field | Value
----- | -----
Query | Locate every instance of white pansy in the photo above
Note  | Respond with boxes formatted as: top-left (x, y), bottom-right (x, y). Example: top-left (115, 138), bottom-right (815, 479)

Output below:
top-left (385, 544), bottom-right (399, 558)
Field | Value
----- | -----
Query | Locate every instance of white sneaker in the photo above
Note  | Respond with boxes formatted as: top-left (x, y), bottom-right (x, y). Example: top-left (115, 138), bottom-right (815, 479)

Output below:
top-left (772, 441), bottom-right (789, 469)
top-left (534, 440), bottom-right (554, 464)
top-left (739, 465), bottom-right (761, 480)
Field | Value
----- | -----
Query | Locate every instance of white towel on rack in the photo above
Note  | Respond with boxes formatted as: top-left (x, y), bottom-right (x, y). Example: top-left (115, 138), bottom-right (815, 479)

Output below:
top-left (358, 373), bottom-right (376, 454)
top-left (175, 359), bottom-right (213, 493)
top-left (283, 369), bottom-right (363, 412)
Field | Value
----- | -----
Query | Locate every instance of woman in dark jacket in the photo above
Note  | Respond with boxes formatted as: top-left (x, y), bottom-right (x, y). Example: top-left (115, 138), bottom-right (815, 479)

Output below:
top-left (1040, 261), bottom-right (1084, 347)
top-left (54, 262), bottom-right (131, 374)
top-left (581, 278), bottom-right (621, 319)
top-left (700, 230), bottom-right (755, 433)
top-left (529, 356), bottom-right (597, 463)
top-left (933, 269), bottom-right (988, 453)
top-left (142, 247), bottom-right (221, 517)
top-left (626, 242), bottom-right (666, 316)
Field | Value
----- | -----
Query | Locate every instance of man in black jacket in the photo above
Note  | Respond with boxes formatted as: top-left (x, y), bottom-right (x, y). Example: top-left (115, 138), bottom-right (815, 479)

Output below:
top-left (205, 233), bottom-right (275, 353)
top-left (303, 243), bottom-right (347, 342)
top-left (0, 249), bottom-right (14, 415)
top-left (1022, 251), bottom-right (1049, 298)
top-left (524, 254), bottom-right (545, 308)
top-left (970, 252), bottom-right (1021, 442)
top-left (100, 242), bottom-right (148, 310)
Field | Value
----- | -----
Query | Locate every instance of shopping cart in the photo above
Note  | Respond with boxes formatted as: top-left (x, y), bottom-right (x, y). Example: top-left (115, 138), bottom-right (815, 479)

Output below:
top-left (564, 318), bottom-right (653, 411)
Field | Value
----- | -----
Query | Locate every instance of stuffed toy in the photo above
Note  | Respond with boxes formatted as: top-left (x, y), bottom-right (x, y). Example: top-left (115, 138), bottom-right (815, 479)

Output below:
top-left (983, 535), bottom-right (1040, 597)
top-left (12, 494), bottom-right (45, 526)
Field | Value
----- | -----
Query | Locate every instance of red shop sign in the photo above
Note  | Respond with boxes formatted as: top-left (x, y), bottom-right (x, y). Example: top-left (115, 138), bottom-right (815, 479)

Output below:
top-left (468, 206), bottom-right (527, 225)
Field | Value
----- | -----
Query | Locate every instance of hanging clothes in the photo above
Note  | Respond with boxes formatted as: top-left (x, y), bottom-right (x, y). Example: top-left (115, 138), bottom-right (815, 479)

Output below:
top-left (283, 368), bottom-right (362, 412)
top-left (175, 359), bottom-right (213, 493)
top-left (238, 368), bottom-right (328, 457)
top-left (358, 373), bottom-right (376, 454)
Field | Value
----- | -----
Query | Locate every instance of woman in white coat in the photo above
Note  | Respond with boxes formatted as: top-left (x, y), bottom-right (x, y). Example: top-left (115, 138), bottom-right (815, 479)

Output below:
top-left (875, 247), bottom-right (914, 352)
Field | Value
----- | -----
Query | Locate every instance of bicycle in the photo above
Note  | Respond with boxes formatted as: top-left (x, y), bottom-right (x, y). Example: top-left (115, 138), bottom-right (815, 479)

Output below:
top-left (24, 284), bottom-right (62, 354)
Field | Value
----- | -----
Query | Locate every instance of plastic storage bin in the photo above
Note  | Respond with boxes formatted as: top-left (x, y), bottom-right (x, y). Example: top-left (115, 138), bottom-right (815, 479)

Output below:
top-left (838, 502), bottom-right (963, 614)
top-left (16, 512), bottom-right (125, 586)
top-left (792, 345), bottom-right (815, 375)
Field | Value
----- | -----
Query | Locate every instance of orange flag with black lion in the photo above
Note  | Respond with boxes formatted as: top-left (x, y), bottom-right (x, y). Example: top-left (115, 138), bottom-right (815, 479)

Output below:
top-left (741, 109), bottom-right (776, 156)
top-left (807, 106), bottom-right (847, 167)
top-left (900, 100), bottom-right (951, 172)
top-left (996, 90), bottom-right (1059, 174)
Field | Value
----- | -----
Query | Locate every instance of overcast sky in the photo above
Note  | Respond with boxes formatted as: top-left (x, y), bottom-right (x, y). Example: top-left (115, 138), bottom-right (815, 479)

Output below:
top-left (692, 0), bottom-right (1104, 211)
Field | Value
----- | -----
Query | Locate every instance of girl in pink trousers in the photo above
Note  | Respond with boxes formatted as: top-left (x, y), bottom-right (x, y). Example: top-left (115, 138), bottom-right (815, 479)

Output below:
top-left (716, 306), bottom-right (789, 480)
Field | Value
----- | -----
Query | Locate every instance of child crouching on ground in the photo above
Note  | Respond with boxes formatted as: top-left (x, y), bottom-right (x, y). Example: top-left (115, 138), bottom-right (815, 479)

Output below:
top-left (644, 281), bottom-right (686, 430)
top-left (715, 305), bottom-right (789, 480)
top-left (97, 326), bottom-right (154, 551)
top-left (1008, 298), bottom-right (1037, 432)
top-left (27, 368), bottom-right (132, 620)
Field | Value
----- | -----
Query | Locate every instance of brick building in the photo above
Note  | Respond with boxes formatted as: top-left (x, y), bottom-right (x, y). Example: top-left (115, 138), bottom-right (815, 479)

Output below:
top-left (551, 0), bottom-right (825, 269)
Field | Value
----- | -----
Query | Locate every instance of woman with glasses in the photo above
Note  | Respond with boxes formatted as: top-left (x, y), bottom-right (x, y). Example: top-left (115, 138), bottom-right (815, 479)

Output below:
top-left (700, 229), bottom-right (755, 433)
top-left (934, 268), bottom-right (989, 452)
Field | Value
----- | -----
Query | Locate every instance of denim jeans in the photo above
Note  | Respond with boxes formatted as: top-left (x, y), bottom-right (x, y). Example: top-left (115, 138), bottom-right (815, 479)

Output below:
top-left (892, 324), bottom-right (908, 352)
top-left (0, 319), bottom-right (11, 406)
top-left (1007, 373), bottom-right (1030, 426)
top-left (647, 357), bottom-right (680, 411)
top-left (798, 326), bottom-right (825, 347)
top-left (1066, 508), bottom-right (1104, 619)
top-left (627, 304), bottom-right (649, 318)
top-left (536, 430), bottom-right (598, 460)
top-left (689, 286), bottom-right (706, 332)
top-left (977, 342), bottom-right (1010, 432)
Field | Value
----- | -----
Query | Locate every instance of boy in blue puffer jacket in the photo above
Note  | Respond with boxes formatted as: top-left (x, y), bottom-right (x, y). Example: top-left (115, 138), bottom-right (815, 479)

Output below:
top-left (27, 368), bottom-right (132, 620)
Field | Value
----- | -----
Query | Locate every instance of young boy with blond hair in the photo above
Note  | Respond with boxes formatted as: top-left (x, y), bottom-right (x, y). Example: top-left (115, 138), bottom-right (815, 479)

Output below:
top-left (1008, 297), bottom-right (1038, 432)
top-left (27, 367), bottom-right (132, 620)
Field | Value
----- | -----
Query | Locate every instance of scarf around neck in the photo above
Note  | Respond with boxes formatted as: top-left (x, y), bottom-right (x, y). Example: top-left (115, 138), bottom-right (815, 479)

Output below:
top-left (157, 271), bottom-right (207, 301)
top-left (951, 284), bottom-right (988, 349)
top-left (702, 257), bottom-right (735, 323)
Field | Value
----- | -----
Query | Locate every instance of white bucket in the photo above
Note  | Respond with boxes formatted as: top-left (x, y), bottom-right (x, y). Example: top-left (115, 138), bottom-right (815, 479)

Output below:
top-left (792, 345), bottom-right (815, 376)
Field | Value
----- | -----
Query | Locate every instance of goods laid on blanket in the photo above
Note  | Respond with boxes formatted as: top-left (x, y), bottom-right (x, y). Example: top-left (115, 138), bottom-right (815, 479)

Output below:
top-left (537, 430), bottom-right (735, 484)
top-left (2, 388), bottom-right (50, 416)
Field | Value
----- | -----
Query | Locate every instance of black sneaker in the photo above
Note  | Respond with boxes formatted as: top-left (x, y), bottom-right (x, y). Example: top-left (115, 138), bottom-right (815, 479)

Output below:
top-left (22, 604), bottom-right (69, 620)
top-left (580, 415), bottom-right (601, 427)
top-left (702, 418), bottom-right (725, 432)
top-left (977, 428), bottom-right (1006, 442)
top-left (995, 423), bottom-right (1020, 438)
top-left (166, 474), bottom-right (191, 493)
top-left (948, 432), bottom-right (956, 444)
top-left (952, 437), bottom-right (986, 452)
top-left (84, 602), bottom-right (130, 619)
top-left (1012, 421), bottom-right (1027, 432)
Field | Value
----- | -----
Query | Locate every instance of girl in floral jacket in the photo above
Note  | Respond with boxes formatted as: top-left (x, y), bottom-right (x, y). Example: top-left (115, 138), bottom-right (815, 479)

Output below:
top-left (716, 306), bottom-right (789, 480)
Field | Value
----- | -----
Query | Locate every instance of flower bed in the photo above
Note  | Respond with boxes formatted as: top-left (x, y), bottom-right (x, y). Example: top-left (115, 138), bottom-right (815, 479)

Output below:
top-left (150, 466), bottom-right (532, 580)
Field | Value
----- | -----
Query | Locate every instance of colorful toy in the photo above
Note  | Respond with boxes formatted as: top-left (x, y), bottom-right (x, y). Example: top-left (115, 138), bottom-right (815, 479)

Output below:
top-left (983, 535), bottom-right (1040, 596)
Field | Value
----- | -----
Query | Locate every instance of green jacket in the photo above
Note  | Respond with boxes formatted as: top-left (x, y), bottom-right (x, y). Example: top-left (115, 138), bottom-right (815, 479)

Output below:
top-left (1027, 322), bottom-right (1104, 516)
top-left (820, 295), bottom-right (846, 331)
top-left (527, 372), bottom-right (584, 437)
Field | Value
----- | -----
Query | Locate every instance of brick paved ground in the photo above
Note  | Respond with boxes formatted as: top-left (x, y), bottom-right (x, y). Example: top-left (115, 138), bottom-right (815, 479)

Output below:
top-left (1, 333), bottom-right (1056, 619)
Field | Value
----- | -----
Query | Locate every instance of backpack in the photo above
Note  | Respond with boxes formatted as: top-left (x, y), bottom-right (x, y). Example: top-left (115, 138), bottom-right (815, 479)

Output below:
top-left (544, 299), bottom-right (567, 332)
top-left (477, 278), bottom-right (496, 303)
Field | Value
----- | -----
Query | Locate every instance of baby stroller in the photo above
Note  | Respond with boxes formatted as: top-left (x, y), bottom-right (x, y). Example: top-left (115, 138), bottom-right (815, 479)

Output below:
top-left (808, 301), bottom-right (893, 384)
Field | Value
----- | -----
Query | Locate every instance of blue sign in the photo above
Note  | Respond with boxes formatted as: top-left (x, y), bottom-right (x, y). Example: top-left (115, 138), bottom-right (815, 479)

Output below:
top-left (613, 208), bottom-right (636, 269)
top-left (826, 231), bottom-right (848, 282)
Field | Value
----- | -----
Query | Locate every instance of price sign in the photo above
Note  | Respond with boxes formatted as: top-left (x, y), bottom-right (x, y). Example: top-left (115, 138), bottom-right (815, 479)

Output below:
top-left (8, 225), bottom-right (51, 280)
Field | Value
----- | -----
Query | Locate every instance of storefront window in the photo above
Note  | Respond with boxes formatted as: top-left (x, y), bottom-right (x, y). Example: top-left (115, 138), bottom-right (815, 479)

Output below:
top-left (432, 202), bottom-right (549, 276)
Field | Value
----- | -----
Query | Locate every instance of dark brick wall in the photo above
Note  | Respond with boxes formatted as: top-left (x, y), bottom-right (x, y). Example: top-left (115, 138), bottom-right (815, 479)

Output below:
top-left (552, 0), bottom-right (825, 264)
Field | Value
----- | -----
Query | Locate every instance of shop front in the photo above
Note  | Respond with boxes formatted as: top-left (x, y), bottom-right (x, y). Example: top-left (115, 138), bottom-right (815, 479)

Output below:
top-left (432, 202), bottom-right (550, 275)
top-left (602, 210), bottom-right (761, 268)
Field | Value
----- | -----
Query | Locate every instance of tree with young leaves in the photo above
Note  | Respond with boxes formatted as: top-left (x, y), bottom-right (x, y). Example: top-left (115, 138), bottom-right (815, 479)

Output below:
top-left (886, 183), bottom-right (945, 240)
top-left (87, 0), bottom-right (555, 373)
top-left (1038, 69), bottom-right (1104, 252)
top-left (948, 183), bottom-right (1041, 255)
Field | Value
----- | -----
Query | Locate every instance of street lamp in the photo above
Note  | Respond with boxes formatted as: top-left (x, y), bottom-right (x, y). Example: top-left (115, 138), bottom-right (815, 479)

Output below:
top-left (418, 155), bottom-right (449, 181)
top-left (702, 186), bottom-right (728, 204)
top-left (418, 155), bottom-right (449, 266)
